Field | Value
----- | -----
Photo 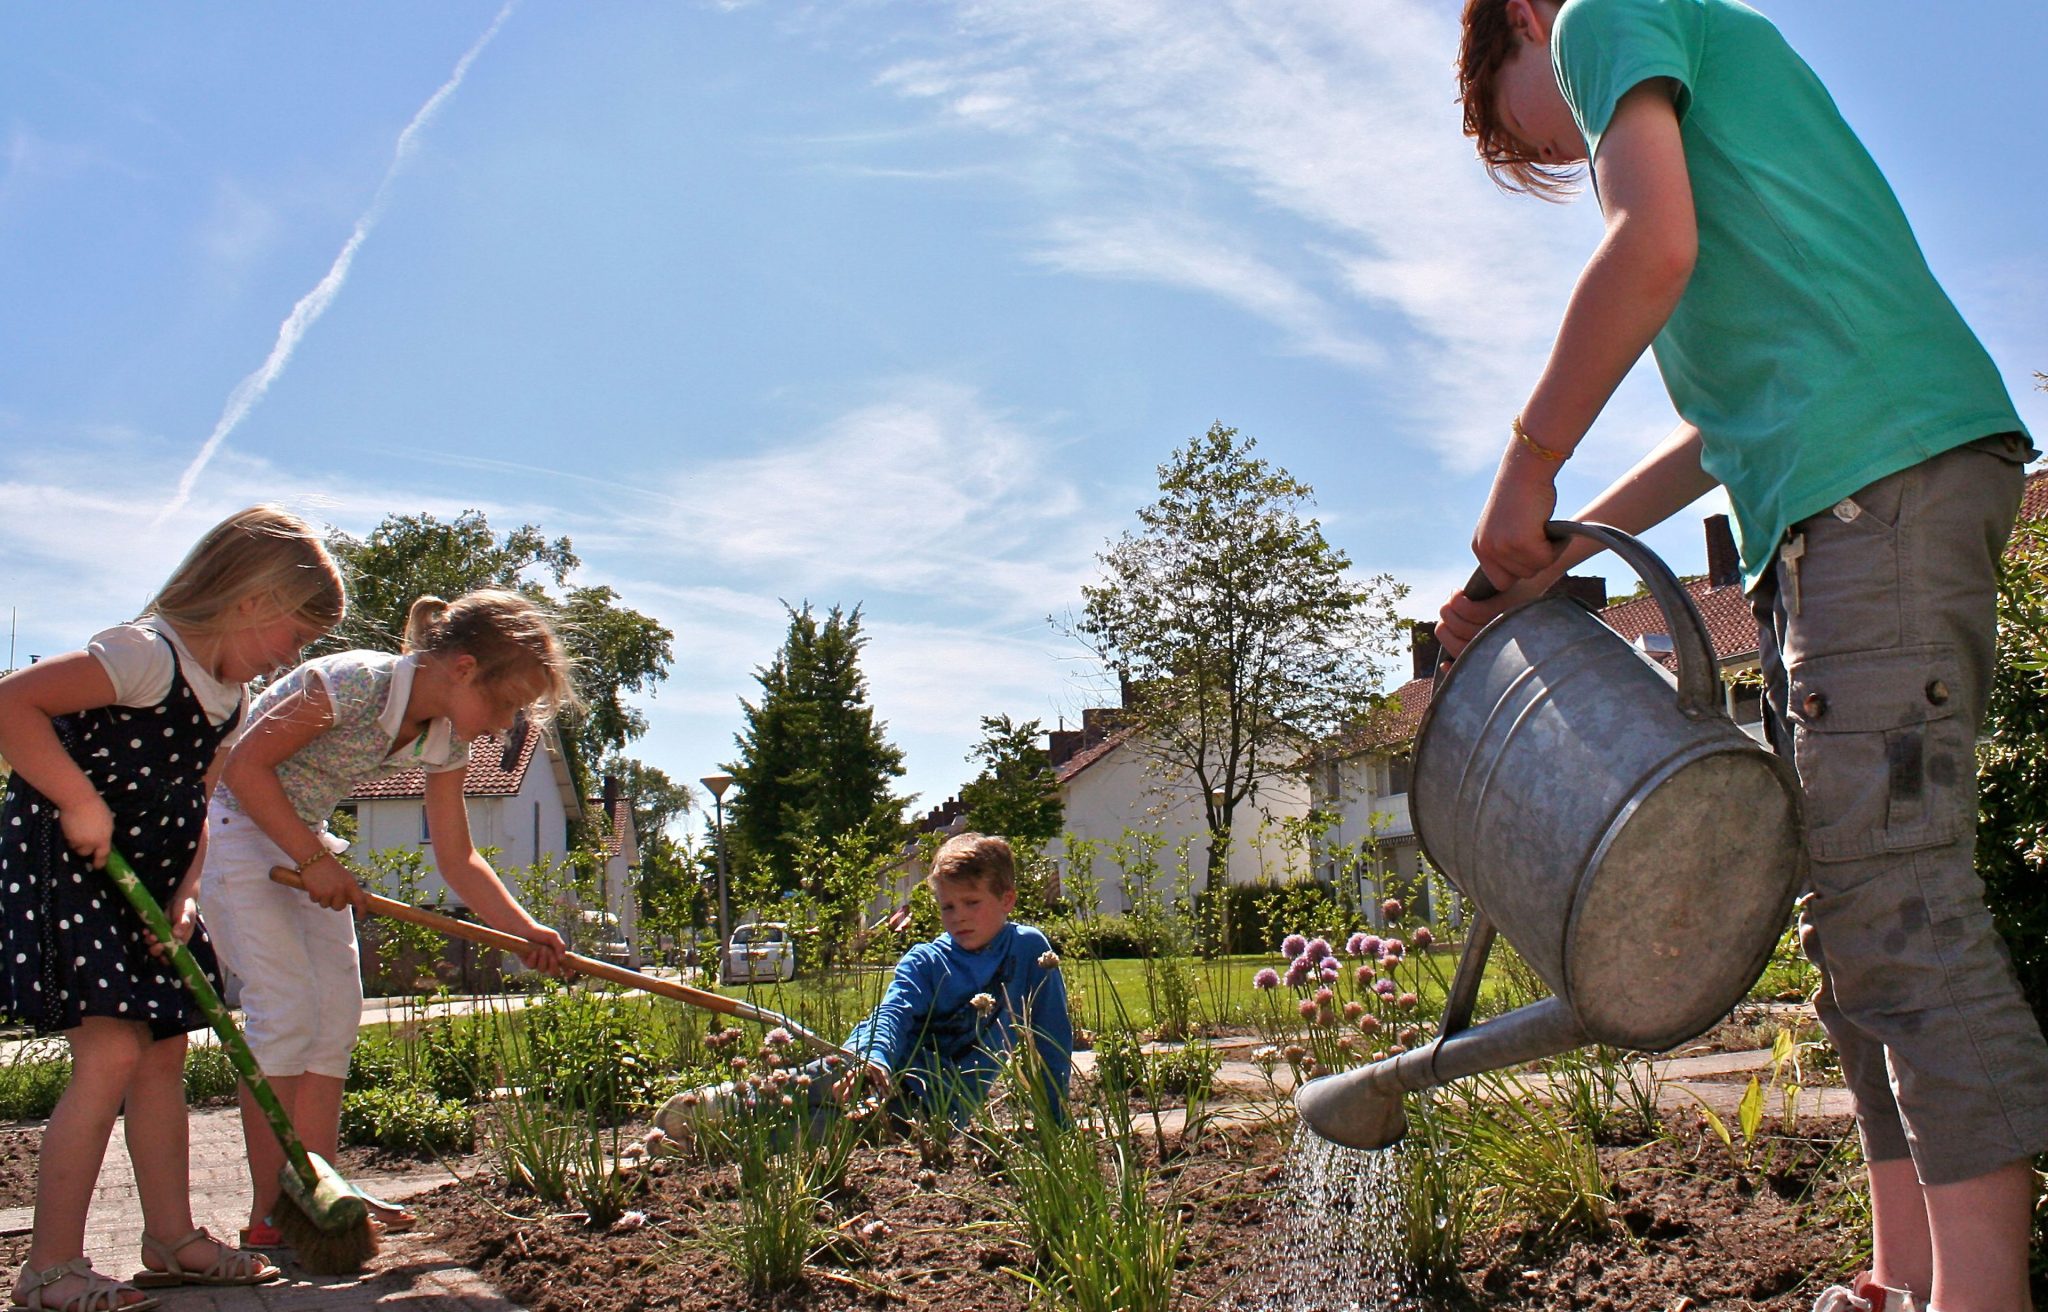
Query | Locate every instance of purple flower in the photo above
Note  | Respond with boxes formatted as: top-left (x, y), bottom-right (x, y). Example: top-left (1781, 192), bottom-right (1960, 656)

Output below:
top-left (1357, 1013), bottom-right (1382, 1035)
top-left (1354, 963), bottom-right (1376, 987)
top-left (1382, 897), bottom-right (1404, 920)
top-left (1359, 935), bottom-right (1383, 959)
top-left (1320, 958), bottom-right (1341, 982)
top-left (1304, 937), bottom-right (1333, 964)
top-left (1343, 1000), bottom-right (1366, 1021)
top-left (1397, 991), bottom-right (1419, 1011)
top-left (1280, 934), bottom-right (1308, 960)
top-left (1284, 958), bottom-right (1313, 988)
top-left (1345, 932), bottom-right (1370, 957)
top-left (1252, 967), bottom-right (1281, 991)
top-left (1374, 978), bottom-right (1397, 998)
top-left (1297, 998), bottom-right (1318, 1020)
top-left (1412, 926), bottom-right (1435, 950)
top-left (1312, 986), bottom-right (1335, 1006)
top-left (1380, 938), bottom-right (1406, 963)
top-left (765, 1026), bottom-right (794, 1048)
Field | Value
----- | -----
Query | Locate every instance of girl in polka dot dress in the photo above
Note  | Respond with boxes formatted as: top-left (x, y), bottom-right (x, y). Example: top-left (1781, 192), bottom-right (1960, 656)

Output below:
top-left (0, 506), bottom-right (344, 1312)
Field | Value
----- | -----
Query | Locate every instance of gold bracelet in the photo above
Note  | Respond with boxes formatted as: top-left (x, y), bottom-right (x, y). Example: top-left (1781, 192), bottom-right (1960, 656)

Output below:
top-left (293, 850), bottom-right (333, 876)
top-left (1512, 416), bottom-right (1570, 464)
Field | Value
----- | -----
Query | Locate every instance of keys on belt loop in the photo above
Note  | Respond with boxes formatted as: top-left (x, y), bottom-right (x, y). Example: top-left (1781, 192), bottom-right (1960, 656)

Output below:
top-left (1779, 532), bottom-right (1806, 616)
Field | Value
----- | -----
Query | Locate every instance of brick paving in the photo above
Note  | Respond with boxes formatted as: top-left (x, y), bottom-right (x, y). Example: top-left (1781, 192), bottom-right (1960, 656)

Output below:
top-left (0, 1106), bottom-right (518, 1312)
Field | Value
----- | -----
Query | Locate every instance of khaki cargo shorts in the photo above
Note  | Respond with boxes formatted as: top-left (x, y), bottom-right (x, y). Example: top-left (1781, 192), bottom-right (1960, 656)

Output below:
top-left (1752, 433), bottom-right (2048, 1185)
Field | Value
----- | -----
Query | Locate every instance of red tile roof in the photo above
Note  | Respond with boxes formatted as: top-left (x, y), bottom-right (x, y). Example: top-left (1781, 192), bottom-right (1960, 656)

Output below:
top-left (345, 726), bottom-right (539, 801)
top-left (1054, 727), bottom-right (1133, 785)
top-left (586, 795), bottom-right (632, 859)
top-left (2024, 468), bottom-right (2048, 525)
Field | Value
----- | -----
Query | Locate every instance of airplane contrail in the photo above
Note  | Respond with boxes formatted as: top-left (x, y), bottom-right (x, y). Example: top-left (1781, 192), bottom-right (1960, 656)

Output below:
top-left (157, 1), bottom-right (516, 524)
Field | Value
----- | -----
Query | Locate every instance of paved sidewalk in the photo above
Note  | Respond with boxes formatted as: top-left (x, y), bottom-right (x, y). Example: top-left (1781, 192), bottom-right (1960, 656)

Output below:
top-left (0, 1107), bottom-right (518, 1312)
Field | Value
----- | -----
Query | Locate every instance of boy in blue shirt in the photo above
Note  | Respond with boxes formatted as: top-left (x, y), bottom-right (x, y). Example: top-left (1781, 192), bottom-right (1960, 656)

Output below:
top-left (1437, 3), bottom-right (2047, 1309)
top-left (659, 832), bottom-right (1070, 1136)
top-left (839, 832), bottom-right (1071, 1121)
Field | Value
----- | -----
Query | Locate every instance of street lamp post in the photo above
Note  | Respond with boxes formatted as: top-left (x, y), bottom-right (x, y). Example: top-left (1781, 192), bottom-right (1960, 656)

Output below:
top-left (701, 774), bottom-right (735, 963)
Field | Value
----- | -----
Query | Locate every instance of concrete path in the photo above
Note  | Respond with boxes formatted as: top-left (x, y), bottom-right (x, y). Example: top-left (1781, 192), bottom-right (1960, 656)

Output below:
top-left (0, 1106), bottom-right (514, 1312)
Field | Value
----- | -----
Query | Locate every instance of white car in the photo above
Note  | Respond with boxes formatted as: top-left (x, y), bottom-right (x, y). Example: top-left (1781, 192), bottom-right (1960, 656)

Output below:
top-left (721, 922), bottom-right (796, 984)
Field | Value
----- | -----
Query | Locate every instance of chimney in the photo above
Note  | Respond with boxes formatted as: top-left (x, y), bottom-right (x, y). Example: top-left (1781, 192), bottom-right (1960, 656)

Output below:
top-left (602, 773), bottom-right (621, 815)
top-left (1048, 728), bottom-right (1082, 769)
top-left (1545, 574), bottom-right (1608, 612)
top-left (1705, 514), bottom-right (1740, 588)
top-left (1410, 621), bottom-right (1443, 681)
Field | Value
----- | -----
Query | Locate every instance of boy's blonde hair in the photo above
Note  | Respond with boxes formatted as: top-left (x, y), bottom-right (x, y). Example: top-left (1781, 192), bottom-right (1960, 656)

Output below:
top-left (147, 505), bottom-right (346, 638)
top-left (926, 832), bottom-right (1017, 897)
top-left (402, 588), bottom-right (579, 724)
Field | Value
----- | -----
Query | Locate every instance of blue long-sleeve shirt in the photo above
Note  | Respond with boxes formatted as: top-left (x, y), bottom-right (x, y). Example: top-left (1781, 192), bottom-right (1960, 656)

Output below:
top-left (843, 921), bottom-right (1072, 1113)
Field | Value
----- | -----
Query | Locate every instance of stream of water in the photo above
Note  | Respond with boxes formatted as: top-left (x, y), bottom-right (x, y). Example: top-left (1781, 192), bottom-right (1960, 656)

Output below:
top-left (1232, 1122), bottom-right (1416, 1311)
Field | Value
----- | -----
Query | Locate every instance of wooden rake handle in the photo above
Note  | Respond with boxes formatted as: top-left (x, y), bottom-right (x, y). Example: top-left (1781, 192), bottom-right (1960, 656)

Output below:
top-left (267, 866), bottom-right (855, 1062)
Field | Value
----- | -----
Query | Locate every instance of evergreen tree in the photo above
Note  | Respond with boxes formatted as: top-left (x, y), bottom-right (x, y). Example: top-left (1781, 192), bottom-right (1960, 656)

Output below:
top-left (725, 604), bottom-right (907, 890)
top-left (959, 715), bottom-right (1063, 849)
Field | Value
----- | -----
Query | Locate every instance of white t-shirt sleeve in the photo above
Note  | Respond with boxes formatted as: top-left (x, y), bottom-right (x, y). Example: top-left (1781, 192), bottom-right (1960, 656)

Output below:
top-left (85, 620), bottom-right (246, 726)
top-left (86, 624), bottom-right (177, 710)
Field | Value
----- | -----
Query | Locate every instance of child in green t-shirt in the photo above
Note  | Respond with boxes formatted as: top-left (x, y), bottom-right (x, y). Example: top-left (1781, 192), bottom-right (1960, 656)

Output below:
top-left (1438, 2), bottom-right (2045, 1307)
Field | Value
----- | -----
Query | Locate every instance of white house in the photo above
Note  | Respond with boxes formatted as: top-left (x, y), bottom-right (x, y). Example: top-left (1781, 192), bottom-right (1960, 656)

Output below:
top-left (342, 719), bottom-right (584, 915)
top-left (1317, 514), bottom-right (1766, 922)
top-left (1049, 704), bottom-right (1312, 914)
top-left (585, 779), bottom-right (642, 965)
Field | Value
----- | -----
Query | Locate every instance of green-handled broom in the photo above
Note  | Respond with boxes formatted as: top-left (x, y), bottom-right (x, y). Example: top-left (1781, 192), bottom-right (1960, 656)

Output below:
top-left (105, 849), bottom-right (377, 1275)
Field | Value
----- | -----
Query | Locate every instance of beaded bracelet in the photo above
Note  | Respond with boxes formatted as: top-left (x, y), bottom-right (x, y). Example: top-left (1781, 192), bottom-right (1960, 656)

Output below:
top-left (1512, 415), bottom-right (1570, 464)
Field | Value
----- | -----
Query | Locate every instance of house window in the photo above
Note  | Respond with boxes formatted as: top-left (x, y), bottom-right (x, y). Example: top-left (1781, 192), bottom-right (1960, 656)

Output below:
top-left (1387, 753), bottom-right (1413, 795)
top-left (419, 806), bottom-right (431, 844)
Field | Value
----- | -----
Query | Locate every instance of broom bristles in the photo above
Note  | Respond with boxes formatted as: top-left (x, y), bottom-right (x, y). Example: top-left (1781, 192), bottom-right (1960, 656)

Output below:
top-left (272, 1155), bottom-right (378, 1275)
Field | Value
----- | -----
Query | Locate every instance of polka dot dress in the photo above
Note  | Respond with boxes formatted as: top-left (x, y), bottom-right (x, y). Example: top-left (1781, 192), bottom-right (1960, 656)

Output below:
top-left (0, 651), bottom-right (239, 1041)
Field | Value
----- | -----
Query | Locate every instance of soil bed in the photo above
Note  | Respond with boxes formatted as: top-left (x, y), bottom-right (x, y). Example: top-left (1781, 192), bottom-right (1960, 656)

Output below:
top-left (410, 1110), bottom-right (1870, 1311)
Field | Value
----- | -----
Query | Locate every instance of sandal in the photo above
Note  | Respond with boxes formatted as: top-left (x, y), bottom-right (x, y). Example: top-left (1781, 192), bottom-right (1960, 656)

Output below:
top-left (11, 1259), bottom-right (159, 1312)
top-left (131, 1228), bottom-right (282, 1289)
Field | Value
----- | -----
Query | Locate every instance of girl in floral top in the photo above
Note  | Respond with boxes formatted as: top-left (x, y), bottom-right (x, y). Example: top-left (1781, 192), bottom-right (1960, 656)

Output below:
top-left (203, 589), bottom-right (571, 1248)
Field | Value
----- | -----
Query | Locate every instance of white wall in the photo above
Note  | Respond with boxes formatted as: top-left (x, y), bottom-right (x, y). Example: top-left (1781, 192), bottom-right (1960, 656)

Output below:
top-left (347, 763), bottom-right (574, 910)
top-left (1055, 741), bottom-right (1311, 913)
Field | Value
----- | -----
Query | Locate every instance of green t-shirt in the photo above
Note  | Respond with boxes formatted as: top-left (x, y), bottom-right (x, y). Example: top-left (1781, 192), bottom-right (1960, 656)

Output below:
top-left (1551, 0), bottom-right (2028, 587)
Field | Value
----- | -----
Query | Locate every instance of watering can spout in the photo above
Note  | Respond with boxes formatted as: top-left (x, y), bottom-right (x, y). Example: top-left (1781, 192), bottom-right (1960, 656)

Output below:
top-left (1293, 996), bottom-right (1586, 1150)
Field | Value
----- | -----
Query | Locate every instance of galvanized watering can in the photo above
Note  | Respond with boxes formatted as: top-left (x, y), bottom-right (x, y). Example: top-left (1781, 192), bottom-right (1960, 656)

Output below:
top-left (1295, 521), bottom-right (1805, 1150)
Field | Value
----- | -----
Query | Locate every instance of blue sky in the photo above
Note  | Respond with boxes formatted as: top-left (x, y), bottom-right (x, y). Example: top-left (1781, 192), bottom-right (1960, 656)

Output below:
top-left (4, 1), bottom-right (2042, 835)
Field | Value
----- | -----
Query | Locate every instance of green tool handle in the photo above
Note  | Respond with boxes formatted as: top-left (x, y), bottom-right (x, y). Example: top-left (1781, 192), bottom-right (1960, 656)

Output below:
top-left (103, 849), bottom-right (321, 1194)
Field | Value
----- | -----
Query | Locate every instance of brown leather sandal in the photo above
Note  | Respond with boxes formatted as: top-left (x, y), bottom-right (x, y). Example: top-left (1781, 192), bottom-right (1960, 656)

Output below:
top-left (130, 1228), bottom-right (281, 1288)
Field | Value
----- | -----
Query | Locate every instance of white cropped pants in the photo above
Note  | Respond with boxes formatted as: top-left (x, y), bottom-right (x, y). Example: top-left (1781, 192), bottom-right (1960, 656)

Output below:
top-left (200, 800), bottom-right (363, 1079)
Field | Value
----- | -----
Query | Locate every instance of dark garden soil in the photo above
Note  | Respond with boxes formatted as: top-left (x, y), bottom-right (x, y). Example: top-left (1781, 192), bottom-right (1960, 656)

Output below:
top-left (405, 1110), bottom-right (1874, 1312)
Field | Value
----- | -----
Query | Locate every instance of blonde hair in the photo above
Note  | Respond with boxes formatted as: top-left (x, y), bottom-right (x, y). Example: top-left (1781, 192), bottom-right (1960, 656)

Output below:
top-left (147, 505), bottom-right (346, 638)
top-left (926, 832), bottom-right (1017, 897)
top-left (402, 588), bottom-right (578, 724)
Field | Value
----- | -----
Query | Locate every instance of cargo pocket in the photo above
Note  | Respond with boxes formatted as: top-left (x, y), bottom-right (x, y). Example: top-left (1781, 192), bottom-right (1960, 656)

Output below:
top-left (1786, 644), bottom-right (1967, 861)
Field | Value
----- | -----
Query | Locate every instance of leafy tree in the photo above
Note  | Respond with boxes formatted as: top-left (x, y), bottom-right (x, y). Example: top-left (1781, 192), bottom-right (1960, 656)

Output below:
top-left (959, 714), bottom-right (1063, 849)
top-left (323, 510), bottom-right (674, 773)
top-left (1981, 499), bottom-right (2048, 1031)
top-left (1066, 422), bottom-right (1406, 903)
top-left (725, 603), bottom-right (907, 891)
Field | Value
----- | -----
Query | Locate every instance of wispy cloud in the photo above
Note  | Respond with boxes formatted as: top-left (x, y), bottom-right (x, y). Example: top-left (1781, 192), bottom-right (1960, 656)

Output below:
top-left (629, 380), bottom-right (1105, 622)
top-left (157, 0), bottom-right (517, 523)
top-left (860, 0), bottom-right (1621, 471)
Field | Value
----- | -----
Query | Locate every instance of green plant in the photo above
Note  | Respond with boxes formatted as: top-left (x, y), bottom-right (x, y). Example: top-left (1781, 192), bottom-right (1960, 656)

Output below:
top-left (984, 1041), bottom-right (1182, 1312)
top-left (1449, 1071), bottom-right (1611, 1245)
top-left (419, 1013), bottom-right (495, 1104)
top-left (346, 1030), bottom-right (410, 1093)
top-left (0, 1041), bottom-right (70, 1121)
top-left (1399, 1093), bottom-right (1481, 1289)
top-left (182, 1043), bottom-right (239, 1103)
top-left (341, 1085), bottom-right (476, 1154)
top-left (515, 985), bottom-right (661, 1121)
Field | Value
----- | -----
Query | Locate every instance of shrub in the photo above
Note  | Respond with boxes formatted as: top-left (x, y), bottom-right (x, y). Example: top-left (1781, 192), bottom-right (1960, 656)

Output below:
top-left (346, 1032), bottom-right (410, 1093)
top-left (183, 1044), bottom-right (239, 1103)
top-left (1044, 913), bottom-right (1150, 959)
top-left (0, 1043), bottom-right (70, 1121)
top-left (341, 1086), bottom-right (475, 1154)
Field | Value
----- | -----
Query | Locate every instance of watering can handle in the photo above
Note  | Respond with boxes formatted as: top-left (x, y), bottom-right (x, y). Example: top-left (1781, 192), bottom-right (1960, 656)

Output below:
top-left (1461, 520), bottom-right (1722, 719)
